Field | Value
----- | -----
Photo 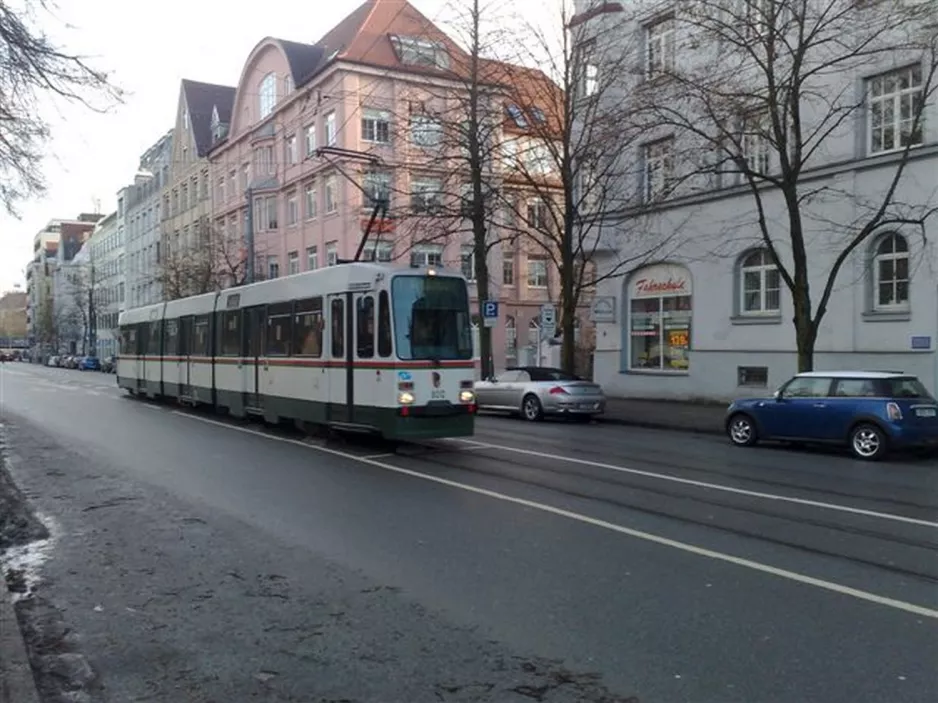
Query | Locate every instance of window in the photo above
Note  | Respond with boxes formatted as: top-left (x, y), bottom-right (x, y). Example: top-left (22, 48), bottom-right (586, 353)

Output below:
top-left (325, 175), bottom-right (337, 213)
top-left (739, 249), bottom-right (780, 314)
top-left (331, 298), bottom-right (344, 358)
top-left (220, 310), bottom-right (240, 356)
top-left (363, 171), bottom-right (392, 210)
top-left (410, 115), bottom-right (443, 147)
top-left (294, 297), bottom-right (323, 357)
top-left (286, 191), bottom-right (298, 225)
top-left (869, 65), bottom-right (924, 154)
top-left (259, 73), bottom-right (277, 119)
top-left (307, 246), bottom-right (318, 270)
top-left (411, 178), bottom-right (442, 213)
top-left (737, 366), bottom-right (769, 388)
top-left (531, 107), bottom-right (546, 124)
top-left (240, 164), bottom-right (250, 191)
top-left (506, 104), bottom-right (528, 128)
top-left (628, 264), bottom-right (692, 372)
top-left (288, 251), bottom-right (299, 275)
top-left (526, 199), bottom-right (549, 229)
top-left (356, 295), bottom-right (375, 358)
top-left (364, 242), bottom-right (393, 262)
top-left (646, 17), bottom-right (675, 78)
top-left (527, 258), bottom-right (548, 288)
top-left (284, 74), bottom-right (293, 95)
top-left (266, 302), bottom-right (292, 355)
top-left (832, 378), bottom-right (878, 397)
top-left (583, 62), bottom-right (598, 97)
top-left (781, 376), bottom-right (831, 398)
top-left (505, 315), bottom-right (517, 358)
top-left (461, 246), bottom-right (476, 281)
top-left (390, 35), bottom-right (449, 68)
top-left (523, 142), bottom-right (553, 175)
top-left (362, 109), bottom-right (391, 143)
top-left (326, 242), bottom-right (338, 266)
top-left (741, 113), bottom-right (770, 175)
top-left (255, 145), bottom-right (274, 175)
top-left (873, 232), bottom-right (909, 309)
top-left (325, 111), bottom-right (336, 146)
top-left (285, 134), bottom-right (297, 164)
top-left (305, 124), bottom-right (317, 156)
top-left (409, 245), bottom-right (443, 268)
top-left (376, 290), bottom-right (392, 357)
top-left (644, 138), bottom-right (673, 201)
top-left (390, 275), bottom-right (473, 360)
top-left (266, 195), bottom-right (278, 229)
top-left (503, 257), bottom-right (514, 285)
top-left (267, 256), bottom-right (280, 279)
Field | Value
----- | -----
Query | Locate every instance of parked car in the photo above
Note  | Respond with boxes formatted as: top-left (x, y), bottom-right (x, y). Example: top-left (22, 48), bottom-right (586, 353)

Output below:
top-left (725, 370), bottom-right (938, 461)
top-left (473, 366), bottom-right (606, 422)
top-left (79, 355), bottom-right (101, 371)
top-left (47, 355), bottom-right (59, 367)
top-left (100, 355), bottom-right (116, 373)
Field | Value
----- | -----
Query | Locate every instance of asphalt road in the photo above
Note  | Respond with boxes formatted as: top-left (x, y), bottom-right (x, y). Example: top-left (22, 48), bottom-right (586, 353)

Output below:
top-left (1, 362), bottom-right (937, 703)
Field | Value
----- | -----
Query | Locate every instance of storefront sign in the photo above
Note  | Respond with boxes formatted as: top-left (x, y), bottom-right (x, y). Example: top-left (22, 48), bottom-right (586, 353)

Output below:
top-left (590, 296), bottom-right (616, 323)
top-left (629, 264), bottom-right (692, 299)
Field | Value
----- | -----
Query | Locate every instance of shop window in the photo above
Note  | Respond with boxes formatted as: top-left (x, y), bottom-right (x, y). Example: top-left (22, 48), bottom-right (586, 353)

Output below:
top-left (627, 264), bottom-right (691, 372)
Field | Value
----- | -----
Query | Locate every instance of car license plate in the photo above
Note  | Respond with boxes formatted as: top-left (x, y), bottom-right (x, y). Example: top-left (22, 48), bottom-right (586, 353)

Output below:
top-left (915, 408), bottom-right (937, 417)
top-left (580, 403), bottom-right (596, 410)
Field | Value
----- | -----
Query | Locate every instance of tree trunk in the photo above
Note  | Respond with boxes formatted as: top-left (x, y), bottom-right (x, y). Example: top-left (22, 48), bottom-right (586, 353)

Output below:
top-left (559, 266), bottom-right (577, 374)
top-left (792, 297), bottom-right (816, 372)
top-left (474, 249), bottom-right (493, 379)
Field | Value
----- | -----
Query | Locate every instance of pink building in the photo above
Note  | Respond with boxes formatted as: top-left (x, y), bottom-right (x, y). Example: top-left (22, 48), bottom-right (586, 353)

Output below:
top-left (207, 0), bottom-right (590, 372)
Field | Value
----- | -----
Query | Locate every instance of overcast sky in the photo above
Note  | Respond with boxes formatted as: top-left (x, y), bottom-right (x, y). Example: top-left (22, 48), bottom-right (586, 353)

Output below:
top-left (0, 0), bottom-right (557, 293)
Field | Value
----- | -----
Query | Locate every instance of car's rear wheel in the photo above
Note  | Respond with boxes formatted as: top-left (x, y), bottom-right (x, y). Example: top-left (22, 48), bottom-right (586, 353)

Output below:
top-left (849, 423), bottom-right (887, 461)
top-left (521, 394), bottom-right (543, 422)
top-left (727, 413), bottom-right (758, 447)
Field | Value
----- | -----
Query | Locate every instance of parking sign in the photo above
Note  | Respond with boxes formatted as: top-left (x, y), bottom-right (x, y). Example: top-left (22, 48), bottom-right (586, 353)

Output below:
top-left (539, 304), bottom-right (556, 338)
top-left (482, 300), bottom-right (499, 328)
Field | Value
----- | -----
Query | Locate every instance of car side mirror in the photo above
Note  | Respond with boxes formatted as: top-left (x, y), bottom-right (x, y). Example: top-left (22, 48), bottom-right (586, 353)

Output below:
top-left (773, 389), bottom-right (782, 400)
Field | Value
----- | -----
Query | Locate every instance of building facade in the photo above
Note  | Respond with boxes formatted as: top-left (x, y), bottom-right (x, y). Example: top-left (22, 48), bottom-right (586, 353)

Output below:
top-left (120, 130), bottom-right (173, 308)
top-left (575, 0), bottom-right (938, 400)
top-left (160, 79), bottom-right (236, 298)
top-left (207, 0), bottom-right (586, 372)
top-left (0, 291), bottom-right (27, 348)
top-left (88, 212), bottom-right (123, 357)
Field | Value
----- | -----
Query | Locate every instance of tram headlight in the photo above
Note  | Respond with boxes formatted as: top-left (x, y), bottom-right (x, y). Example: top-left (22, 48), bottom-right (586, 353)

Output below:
top-left (459, 390), bottom-right (474, 403)
top-left (398, 391), bottom-right (415, 405)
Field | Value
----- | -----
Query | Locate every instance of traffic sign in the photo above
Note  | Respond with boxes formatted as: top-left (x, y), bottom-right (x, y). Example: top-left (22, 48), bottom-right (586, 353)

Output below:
top-left (482, 300), bottom-right (499, 328)
top-left (539, 303), bottom-right (556, 339)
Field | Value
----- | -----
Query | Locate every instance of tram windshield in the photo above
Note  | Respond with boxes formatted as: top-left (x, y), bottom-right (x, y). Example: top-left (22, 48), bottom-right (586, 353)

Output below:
top-left (391, 275), bottom-right (473, 360)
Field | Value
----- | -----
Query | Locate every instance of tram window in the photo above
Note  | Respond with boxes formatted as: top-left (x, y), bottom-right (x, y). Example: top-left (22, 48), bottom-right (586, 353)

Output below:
top-left (221, 310), bottom-right (240, 356)
top-left (378, 290), bottom-right (392, 358)
top-left (193, 316), bottom-right (210, 357)
top-left (149, 321), bottom-right (163, 356)
top-left (356, 296), bottom-right (375, 358)
top-left (179, 317), bottom-right (192, 356)
top-left (294, 297), bottom-right (323, 357)
top-left (164, 319), bottom-right (179, 356)
top-left (331, 298), bottom-right (345, 358)
top-left (120, 327), bottom-right (136, 355)
top-left (266, 303), bottom-right (292, 356)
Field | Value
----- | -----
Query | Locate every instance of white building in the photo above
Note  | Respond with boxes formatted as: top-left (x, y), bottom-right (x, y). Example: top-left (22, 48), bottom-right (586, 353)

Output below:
top-left (52, 246), bottom-right (90, 355)
top-left (575, 0), bottom-right (938, 400)
top-left (88, 212), bottom-right (123, 358)
top-left (120, 130), bottom-right (173, 309)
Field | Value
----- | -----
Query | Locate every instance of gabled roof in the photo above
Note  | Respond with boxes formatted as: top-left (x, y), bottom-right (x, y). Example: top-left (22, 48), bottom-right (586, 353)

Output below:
top-left (278, 39), bottom-right (327, 87)
top-left (181, 79), bottom-right (237, 157)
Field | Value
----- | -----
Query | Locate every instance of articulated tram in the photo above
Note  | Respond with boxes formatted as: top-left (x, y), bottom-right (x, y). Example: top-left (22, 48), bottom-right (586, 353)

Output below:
top-left (117, 263), bottom-right (477, 440)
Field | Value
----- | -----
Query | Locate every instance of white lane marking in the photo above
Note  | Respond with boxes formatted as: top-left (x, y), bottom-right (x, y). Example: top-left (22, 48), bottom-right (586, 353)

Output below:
top-left (172, 410), bottom-right (938, 620)
top-left (141, 403), bottom-right (163, 411)
top-left (447, 438), bottom-right (938, 529)
top-left (363, 453), bottom-right (396, 459)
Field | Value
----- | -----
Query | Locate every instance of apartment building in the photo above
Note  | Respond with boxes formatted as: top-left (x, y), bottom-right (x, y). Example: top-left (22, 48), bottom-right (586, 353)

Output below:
top-left (574, 0), bottom-right (938, 399)
top-left (160, 79), bottom-right (236, 297)
top-left (88, 212), bottom-right (123, 357)
top-left (207, 0), bottom-right (582, 370)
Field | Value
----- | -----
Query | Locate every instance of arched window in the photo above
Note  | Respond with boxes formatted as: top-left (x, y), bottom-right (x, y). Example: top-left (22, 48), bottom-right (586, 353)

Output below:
top-left (739, 248), bottom-right (780, 314)
top-left (258, 73), bottom-right (277, 119)
top-left (873, 233), bottom-right (909, 310)
top-left (505, 315), bottom-right (517, 358)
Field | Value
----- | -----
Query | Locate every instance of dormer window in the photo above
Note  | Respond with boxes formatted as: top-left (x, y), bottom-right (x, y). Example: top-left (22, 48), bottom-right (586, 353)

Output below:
top-left (390, 35), bottom-right (449, 69)
top-left (284, 74), bottom-right (294, 95)
top-left (530, 107), bottom-right (546, 124)
top-left (506, 104), bottom-right (527, 128)
top-left (259, 72), bottom-right (277, 119)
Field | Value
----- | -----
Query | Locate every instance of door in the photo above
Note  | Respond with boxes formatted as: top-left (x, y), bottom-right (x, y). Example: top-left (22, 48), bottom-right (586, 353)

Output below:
top-left (179, 316), bottom-right (192, 398)
top-left (136, 322), bottom-right (147, 391)
top-left (164, 318), bottom-right (181, 397)
top-left (501, 369), bottom-right (531, 408)
top-left (354, 293), bottom-right (377, 418)
top-left (242, 306), bottom-right (264, 410)
top-left (327, 295), bottom-right (349, 423)
top-left (759, 376), bottom-right (834, 439)
top-left (484, 369), bottom-right (522, 407)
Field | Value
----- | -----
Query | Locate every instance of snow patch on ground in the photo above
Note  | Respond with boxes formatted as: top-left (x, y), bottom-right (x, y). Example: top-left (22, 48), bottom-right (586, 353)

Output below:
top-left (1, 511), bottom-right (60, 602)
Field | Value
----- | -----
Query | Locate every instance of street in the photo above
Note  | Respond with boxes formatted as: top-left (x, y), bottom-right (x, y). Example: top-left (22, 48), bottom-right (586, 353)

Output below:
top-left (1, 362), bottom-right (937, 703)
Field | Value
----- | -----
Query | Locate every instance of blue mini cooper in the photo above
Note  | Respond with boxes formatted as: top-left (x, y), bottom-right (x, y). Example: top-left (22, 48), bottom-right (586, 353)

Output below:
top-left (725, 371), bottom-right (938, 461)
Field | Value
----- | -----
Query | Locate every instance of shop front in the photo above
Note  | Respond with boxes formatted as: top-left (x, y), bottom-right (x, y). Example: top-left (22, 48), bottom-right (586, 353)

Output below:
top-left (625, 263), bottom-right (692, 374)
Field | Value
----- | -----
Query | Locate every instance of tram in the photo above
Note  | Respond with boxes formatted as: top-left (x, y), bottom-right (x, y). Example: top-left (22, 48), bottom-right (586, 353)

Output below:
top-left (117, 263), bottom-right (477, 439)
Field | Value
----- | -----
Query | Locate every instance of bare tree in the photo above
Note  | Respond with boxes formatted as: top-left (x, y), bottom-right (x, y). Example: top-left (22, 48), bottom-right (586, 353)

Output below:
top-left (494, 0), bottom-right (688, 374)
top-left (0, 0), bottom-right (122, 214)
top-left (625, 0), bottom-right (938, 371)
top-left (157, 221), bottom-right (250, 300)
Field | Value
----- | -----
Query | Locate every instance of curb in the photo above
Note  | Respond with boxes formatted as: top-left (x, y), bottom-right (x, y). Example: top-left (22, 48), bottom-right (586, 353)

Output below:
top-left (0, 583), bottom-right (40, 703)
top-left (595, 414), bottom-right (725, 436)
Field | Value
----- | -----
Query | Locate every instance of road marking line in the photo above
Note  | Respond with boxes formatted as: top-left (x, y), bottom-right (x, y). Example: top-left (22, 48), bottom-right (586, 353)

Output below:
top-left (172, 410), bottom-right (938, 620)
top-left (446, 438), bottom-right (938, 529)
top-left (363, 453), bottom-right (396, 459)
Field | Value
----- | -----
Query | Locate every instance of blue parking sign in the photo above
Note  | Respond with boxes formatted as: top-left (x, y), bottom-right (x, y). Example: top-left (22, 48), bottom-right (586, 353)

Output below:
top-left (482, 300), bottom-right (498, 319)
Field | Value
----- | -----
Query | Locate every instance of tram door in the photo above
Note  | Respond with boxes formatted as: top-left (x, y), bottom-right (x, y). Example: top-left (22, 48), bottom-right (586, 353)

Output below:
top-left (327, 295), bottom-right (349, 423)
top-left (242, 306), bottom-right (264, 410)
top-left (179, 316), bottom-right (193, 399)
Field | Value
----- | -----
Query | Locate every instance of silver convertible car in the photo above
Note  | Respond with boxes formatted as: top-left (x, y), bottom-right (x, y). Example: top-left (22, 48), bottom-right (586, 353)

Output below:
top-left (473, 366), bottom-right (606, 421)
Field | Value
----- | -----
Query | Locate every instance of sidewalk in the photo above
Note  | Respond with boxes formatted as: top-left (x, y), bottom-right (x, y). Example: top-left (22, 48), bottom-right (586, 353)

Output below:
top-left (599, 397), bottom-right (728, 435)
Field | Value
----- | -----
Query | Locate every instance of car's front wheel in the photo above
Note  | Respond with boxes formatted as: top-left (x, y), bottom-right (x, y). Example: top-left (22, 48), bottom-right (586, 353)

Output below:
top-left (849, 423), bottom-right (887, 461)
top-left (727, 413), bottom-right (758, 447)
top-left (521, 394), bottom-right (543, 422)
